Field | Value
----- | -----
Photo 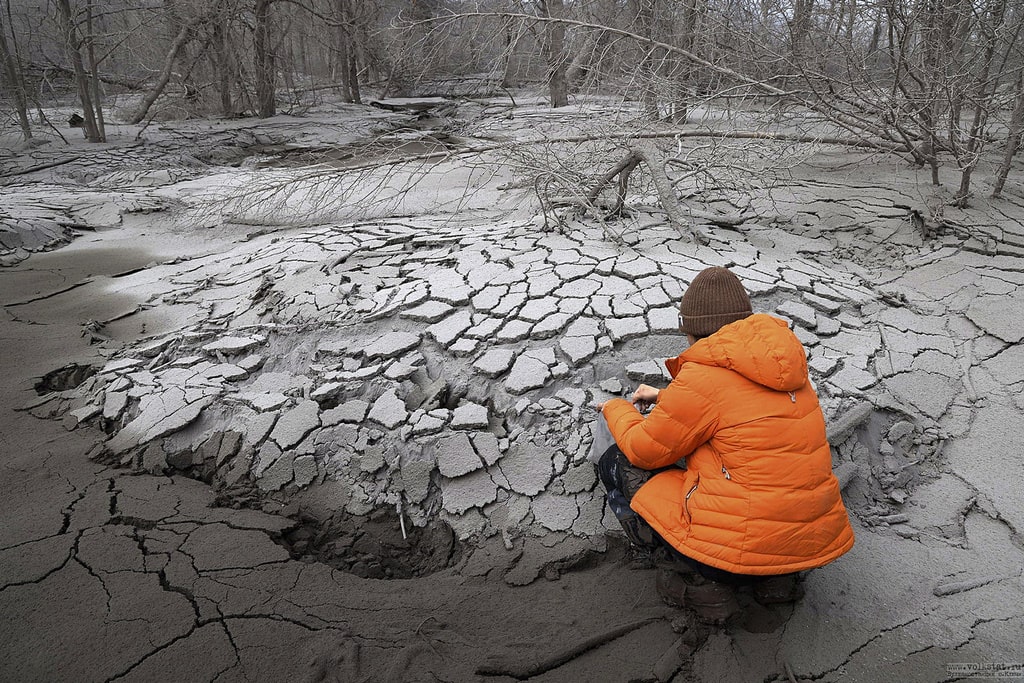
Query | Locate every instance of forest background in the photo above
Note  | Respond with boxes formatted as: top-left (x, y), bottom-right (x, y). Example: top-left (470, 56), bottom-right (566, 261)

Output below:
top-left (4, 0), bottom-right (1024, 212)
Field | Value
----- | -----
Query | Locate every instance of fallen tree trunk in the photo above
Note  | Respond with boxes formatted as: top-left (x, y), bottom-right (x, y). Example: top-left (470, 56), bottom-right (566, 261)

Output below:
top-left (586, 143), bottom-right (741, 241)
top-left (587, 150), bottom-right (640, 215)
top-left (30, 61), bottom-right (145, 90)
top-left (630, 142), bottom-right (717, 241)
top-left (307, 128), bottom-right (910, 177)
top-left (269, 128), bottom-right (901, 237)
top-left (127, 18), bottom-right (203, 124)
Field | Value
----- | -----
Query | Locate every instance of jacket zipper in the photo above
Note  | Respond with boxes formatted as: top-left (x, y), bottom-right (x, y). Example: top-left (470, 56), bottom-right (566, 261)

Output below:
top-left (711, 448), bottom-right (732, 481)
top-left (684, 481), bottom-right (699, 522)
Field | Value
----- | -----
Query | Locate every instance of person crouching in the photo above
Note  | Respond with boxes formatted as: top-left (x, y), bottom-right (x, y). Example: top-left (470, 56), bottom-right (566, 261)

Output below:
top-left (594, 266), bottom-right (855, 624)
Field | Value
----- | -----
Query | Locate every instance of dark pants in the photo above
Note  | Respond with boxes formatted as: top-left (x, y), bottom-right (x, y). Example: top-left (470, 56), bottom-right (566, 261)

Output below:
top-left (596, 443), bottom-right (756, 585)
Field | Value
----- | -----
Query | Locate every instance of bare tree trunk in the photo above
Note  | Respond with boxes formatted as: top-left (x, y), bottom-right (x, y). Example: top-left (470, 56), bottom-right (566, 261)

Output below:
top-left (917, 0), bottom-right (942, 185)
top-left (254, 0), bottom-right (276, 118)
top-left (540, 0), bottom-right (569, 107)
top-left (347, 49), bottom-right (361, 104)
top-left (992, 73), bottom-right (1024, 197)
top-left (28, 60), bottom-right (143, 90)
top-left (587, 144), bottom-right (728, 241)
top-left (566, 28), bottom-right (611, 91)
top-left (498, 16), bottom-right (516, 88)
top-left (335, 0), bottom-right (361, 104)
top-left (497, 15), bottom-right (520, 88)
top-left (637, 0), bottom-right (659, 119)
top-left (670, 0), bottom-right (700, 124)
top-left (55, 0), bottom-right (104, 142)
top-left (213, 20), bottom-right (234, 115)
top-left (791, 0), bottom-right (815, 61)
top-left (336, 2), bottom-right (352, 102)
top-left (588, 150), bottom-right (641, 214)
top-left (845, 0), bottom-right (856, 45)
top-left (85, 0), bottom-right (105, 140)
top-left (955, 0), bottom-right (1008, 205)
top-left (630, 142), bottom-right (701, 240)
top-left (950, 0), bottom-right (1007, 205)
top-left (128, 18), bottom-right (198, 124)
top-left (867, 6), bottom-right (882, 55)
top-left (0, 5), bottom-right (31, 140)
top-left (336, 40), bottom-right (352, 103)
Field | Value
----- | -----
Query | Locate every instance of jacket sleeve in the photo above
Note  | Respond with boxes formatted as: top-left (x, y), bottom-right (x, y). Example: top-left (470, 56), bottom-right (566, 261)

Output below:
top-left (601, 378), bottom-right (719, 470)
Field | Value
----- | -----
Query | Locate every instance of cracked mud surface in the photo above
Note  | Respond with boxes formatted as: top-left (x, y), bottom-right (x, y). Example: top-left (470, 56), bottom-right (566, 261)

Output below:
top-left (2, 100), bottom-right (1023, 681)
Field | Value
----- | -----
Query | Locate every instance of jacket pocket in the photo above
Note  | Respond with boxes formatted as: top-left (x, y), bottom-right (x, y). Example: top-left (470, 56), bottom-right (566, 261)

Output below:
top-left (683, 476), bottom-right (700, 525)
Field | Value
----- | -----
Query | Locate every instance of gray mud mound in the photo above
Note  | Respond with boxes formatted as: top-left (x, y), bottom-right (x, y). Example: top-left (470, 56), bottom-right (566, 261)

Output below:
top-left (41, 195), bottom-right (999, 588)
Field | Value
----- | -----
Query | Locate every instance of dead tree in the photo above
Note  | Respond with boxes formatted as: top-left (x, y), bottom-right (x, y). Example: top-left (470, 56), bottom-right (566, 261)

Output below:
top-left (254, 0), bottom-right (277, 117)
top-left (335, 0), bottom-right (363, 104)
top-left (992, 72), bottom-right (1024, 198)
top-left (539, 0), bottom-right (569, 107)
top-left (0, 4), bottom-right (31, 140)
top-left (636, 0), bottom-right (659, 119)
top-left (211, 12), bottom-right (236, 116)
top-left (587, 151), bottom-right (641, 217)
top-left (128, 16), bottom-right (205, 124)
top-left (952, 0), bottom-right (1010, 206)
top-left (83, 0), bottom-right (104, 141)
top-left (54, 0), bottom-right (104, 141)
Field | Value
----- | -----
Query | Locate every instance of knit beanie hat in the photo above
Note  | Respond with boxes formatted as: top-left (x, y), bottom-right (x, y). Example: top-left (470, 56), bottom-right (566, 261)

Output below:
top-left (679, 267), bottom-right (752, 337)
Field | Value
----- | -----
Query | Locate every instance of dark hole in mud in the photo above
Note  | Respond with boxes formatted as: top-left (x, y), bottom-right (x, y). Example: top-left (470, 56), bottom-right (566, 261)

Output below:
top-left (35, 363), bottom-right (97, 394)
top-left (281, 509), bottom-right (461, 579)
top-left (312, 394), bottom-right (342, 411)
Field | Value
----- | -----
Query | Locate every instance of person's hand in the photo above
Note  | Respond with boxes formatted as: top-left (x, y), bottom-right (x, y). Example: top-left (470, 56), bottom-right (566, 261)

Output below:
top-left (594, 402), bottom-right (606, 411)
top-left (632, 384), bottom-right (660, 410)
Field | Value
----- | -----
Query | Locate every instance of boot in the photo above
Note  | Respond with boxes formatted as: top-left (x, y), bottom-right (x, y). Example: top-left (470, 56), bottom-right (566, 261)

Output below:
top-left (655, 568), bottom-right (689, 608)
top-left (685, 580), bottom-right (741, 625)
top-left (753, 574), bottom-right (804, 605)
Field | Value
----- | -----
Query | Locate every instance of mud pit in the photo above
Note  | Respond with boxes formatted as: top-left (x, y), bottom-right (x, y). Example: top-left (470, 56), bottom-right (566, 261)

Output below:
top-left (3, 97), bottom-right (1024, 682)
top-left (278, 510), bottom-right (460, 579)
top-left (34, 363), bottom-right (98, 394)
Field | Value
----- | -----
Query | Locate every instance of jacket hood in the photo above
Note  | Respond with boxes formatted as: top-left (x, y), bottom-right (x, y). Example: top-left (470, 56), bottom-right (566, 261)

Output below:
top-left (666, 313), bottom-right (808, 392)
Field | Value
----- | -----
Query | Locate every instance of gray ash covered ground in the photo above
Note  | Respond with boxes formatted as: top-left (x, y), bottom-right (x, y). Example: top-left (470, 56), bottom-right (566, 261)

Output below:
top-left (1, 99), bottom-right (1022, 682)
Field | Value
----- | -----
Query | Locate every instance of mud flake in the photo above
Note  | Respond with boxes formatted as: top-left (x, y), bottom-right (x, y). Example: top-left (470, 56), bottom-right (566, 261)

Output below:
top-left (498, 441), bottom-right (553, 496)
top-left (401, 300), bottom-right (453, 323)
top-left (474, 349), bottom-right (515, 377)
top-left (367, 331), bottom-right (422, 359)
top-left (367, 389), bottom-right (408, 429)
top-left (451, 402), bottom-right (489, 430)
top-left (270, 399), bottom-right (321, 450)
top-left (884, 370), bottom-right (958, 419)
top-left (201, 335), bottom-right (264, 355)
top-left (966, 294), bottom-right (1024, 343)
top-left (435, 432), bottom-right (484, 478)
top-left (505, 355), bottom-right (551, 395)
top-left (605, 316), bottom-right (648, 342)
top-left (532, 491), bottom-right (580, 531)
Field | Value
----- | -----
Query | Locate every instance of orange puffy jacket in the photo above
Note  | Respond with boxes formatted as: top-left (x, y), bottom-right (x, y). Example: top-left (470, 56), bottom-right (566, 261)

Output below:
top-left (602, 313), bottom-right (854, 575)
